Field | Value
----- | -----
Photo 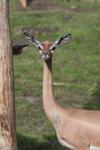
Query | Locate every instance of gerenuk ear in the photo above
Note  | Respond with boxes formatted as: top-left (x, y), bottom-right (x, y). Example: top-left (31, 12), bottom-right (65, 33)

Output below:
top-left (24, 32), bottom-right (43, 50)
top-left (50, 34), bottom-right (71, 50)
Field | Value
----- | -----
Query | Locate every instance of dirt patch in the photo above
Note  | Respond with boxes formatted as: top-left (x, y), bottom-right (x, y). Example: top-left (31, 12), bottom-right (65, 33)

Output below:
top-left (20, 26), bottom-right (59, 37)
top-left (24, 96), bottom-right (42, 104)
top-left (17, 0), bottom-right (55, 11)
top-left (12, 0), bottom-right (98, 13)
top-left (30, 0), bottom-right (54, 10)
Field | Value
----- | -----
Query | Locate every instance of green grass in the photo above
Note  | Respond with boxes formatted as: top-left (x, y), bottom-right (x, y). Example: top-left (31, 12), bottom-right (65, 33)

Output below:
top-left (17, 133), bottom-right (67, 150)
top-left (9, 1), bottom-right (100, 149)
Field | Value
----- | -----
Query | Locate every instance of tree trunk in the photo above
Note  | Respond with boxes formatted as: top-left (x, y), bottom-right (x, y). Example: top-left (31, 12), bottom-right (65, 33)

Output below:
top-left (0, 0), bottom-right (17, 150)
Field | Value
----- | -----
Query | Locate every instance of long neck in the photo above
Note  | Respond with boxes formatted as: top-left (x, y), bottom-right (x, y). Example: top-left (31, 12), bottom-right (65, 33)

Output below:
top-left (43, 57), bottom-right (59, 119)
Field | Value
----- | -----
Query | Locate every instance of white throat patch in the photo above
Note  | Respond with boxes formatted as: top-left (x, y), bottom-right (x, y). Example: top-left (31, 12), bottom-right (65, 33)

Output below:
top-left (90, 145), bottom-right (100, 150)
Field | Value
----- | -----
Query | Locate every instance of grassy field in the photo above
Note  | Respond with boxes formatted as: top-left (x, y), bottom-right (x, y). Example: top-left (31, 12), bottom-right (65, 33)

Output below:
top-left (10, 0), bottom-right (100, 149)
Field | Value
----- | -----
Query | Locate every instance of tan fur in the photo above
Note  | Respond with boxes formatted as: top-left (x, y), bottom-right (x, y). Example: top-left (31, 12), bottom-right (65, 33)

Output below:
top-left (40, 41), bottom-right (100, 150)
top-left (41, 41), bottom-right (53, 53)
top-left (20, 0), bottom-right (28, 8)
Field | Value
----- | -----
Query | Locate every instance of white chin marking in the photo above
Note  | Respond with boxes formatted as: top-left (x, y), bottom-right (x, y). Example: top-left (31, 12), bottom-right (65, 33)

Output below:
top-left (90, 145), bottom-right (100, 150)
top-left (42, 55), bottom-right (49, 60)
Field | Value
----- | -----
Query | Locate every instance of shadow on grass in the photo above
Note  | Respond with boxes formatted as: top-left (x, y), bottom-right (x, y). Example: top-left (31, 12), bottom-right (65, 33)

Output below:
top-left (17, 133), bottom-right (67, 150)
top-left (84, 100), bottom-right (100, 110)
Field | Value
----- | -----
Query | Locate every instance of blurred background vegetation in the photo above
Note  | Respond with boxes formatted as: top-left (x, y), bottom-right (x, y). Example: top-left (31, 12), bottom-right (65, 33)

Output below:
top-left (9, 0), bottom-right (100, 149)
